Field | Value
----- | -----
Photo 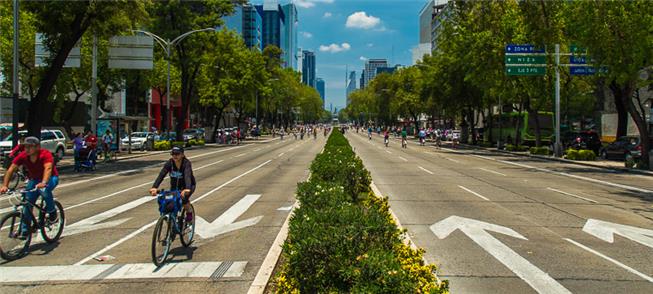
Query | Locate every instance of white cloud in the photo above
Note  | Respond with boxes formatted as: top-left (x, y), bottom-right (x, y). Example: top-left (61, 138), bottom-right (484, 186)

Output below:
top-left (319, 43), bottom-right (351, 53)
top-left (360, 56), bottom-right (368, 61)
top-left (323, 12), bottom-right (333, 18)
top-left (346, 11), bottom-right (381, 30)
top-left (301, 31), bottom-right (313, 38)
top-left (295, 0), bottom-right (335, 9)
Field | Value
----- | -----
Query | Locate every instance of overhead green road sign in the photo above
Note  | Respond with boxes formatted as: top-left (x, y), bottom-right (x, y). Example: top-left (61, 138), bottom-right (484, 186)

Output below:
top-left (504, 55), bottom-right (546, 65)
top-left (506, 66), bottom-right (546, 76)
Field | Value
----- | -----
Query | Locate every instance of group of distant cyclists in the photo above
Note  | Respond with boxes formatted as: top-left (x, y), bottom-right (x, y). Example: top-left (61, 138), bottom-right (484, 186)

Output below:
top-left (363, 125), bottom-right (459, 149)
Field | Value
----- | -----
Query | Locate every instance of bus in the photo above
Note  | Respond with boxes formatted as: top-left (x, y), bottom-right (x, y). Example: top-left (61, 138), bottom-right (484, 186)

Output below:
top-left (487, 111), bottom-right (553, 146)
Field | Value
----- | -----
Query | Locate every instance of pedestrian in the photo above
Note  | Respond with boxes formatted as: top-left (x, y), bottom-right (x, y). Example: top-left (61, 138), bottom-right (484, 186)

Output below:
top-left (102, 129), bottom-right (113, 162)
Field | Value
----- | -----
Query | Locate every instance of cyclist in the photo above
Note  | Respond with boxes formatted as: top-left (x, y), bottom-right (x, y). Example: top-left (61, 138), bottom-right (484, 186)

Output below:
top-left (419, 128), bottom-right (426, 146)
top-left (384, 129), bottom-right (390, 147)
top-left (150, 147), bottom-right (195, 222)
top-left (313, 127), bottom-right (317, 140)
top-left (367, 126), bottom-right (373, 140)
top-left (401, 127), bottom-right (408, 148)
top-left (0, 137), bottom-right (59, 239)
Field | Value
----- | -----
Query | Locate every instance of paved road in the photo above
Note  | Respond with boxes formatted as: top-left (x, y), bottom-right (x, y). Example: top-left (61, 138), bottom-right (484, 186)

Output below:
top-left (0, 136), bottom-right (326, 293)
top-left (348, 131), bottom-right (653, 294)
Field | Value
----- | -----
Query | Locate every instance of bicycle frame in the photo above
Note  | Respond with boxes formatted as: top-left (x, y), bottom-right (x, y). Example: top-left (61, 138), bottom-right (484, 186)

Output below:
top-left (10, 189), bottom-right (48, 229)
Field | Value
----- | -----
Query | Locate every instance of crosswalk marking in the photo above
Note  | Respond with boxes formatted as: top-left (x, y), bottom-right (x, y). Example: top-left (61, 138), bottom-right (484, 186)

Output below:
top-left (0, 261), bottom-right (247, 283)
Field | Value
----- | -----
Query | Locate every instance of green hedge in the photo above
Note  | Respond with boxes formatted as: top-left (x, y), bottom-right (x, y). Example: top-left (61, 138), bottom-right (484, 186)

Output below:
top-left (565, 149), bottom-right (596, 161)
top-left (188, 139), bottom-right (205, 146)
top-left (274, 128), bottom-right (448, 293)
top-left (529, 146), bottom-right (551, 156)
top-left (505, 144), bottom-right (529, 152)
top-left (153, 141), bottom-right (171, 151)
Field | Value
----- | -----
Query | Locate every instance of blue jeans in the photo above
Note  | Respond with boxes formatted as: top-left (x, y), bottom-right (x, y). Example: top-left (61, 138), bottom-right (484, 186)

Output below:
top-left (74, 149), bottom-right (81, 171)
top-left (21, 176), bottom-right (58, 233)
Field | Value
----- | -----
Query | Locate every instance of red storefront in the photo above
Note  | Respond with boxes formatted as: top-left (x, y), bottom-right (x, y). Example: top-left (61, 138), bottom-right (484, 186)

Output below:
top-left (149, 90), bottom-right (190, 131)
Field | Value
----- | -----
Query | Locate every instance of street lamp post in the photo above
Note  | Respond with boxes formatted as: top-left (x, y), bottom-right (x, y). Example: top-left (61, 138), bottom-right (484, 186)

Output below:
top-left (132, 28), bottom-right (215, 134)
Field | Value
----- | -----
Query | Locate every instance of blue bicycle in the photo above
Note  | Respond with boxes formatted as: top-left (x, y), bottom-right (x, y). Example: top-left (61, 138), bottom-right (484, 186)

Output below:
top-left (151, 190), bottom-right (195, 266)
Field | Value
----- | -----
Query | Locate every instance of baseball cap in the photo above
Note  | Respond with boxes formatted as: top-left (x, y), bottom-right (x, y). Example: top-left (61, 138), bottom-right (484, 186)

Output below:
top-left (24, 136), bottom-right (40, 145)
top-left (171, 146), bottom-right (184, 155)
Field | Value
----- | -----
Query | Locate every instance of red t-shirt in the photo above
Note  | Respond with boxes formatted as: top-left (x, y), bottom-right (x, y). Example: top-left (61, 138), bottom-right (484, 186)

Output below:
top-left (9, 144), bottom-right (24, 158)
top-left (85, 135), bottom-right (98, 149)
top-left (12, 149), bottom-right (59, 180)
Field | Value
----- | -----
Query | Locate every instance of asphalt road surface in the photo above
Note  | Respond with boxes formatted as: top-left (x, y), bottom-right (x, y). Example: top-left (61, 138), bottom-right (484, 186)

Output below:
top-left (0, 135), bottom-right (326, 293)
top-left (348, 131), bottom-right (653, 294)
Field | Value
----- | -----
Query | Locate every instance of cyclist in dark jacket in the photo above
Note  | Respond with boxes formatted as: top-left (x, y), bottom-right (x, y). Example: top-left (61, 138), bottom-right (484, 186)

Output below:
top-left (150, 146), bottom-right (196, 221)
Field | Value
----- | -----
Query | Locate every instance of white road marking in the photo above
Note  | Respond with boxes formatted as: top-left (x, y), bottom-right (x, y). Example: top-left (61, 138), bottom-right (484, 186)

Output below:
top-left (385, 150), bottom-right (392, 154)
top-left (235, 153), bottom-right (247, 157)
top-left (582, 219), bottom-right (653, 248)
top-left (0, 261), bottom-right (246, 283)
top-left (277, 206), bottom-right (293, 211)
top-left (432, 216), bottom-right (572, 294)
top-left (398, 156), bottom-right (408, 162)
top-left (479, 167), bottom-right (507, 176)
top-left (547, 187), bottom-right (598, 204)
top-left (446, 157), bottom-right (460, 163)
top-left (472, 155), bottom-right (653, 194)
top-left (277, 152), bottom-right (285, 157)
top-left (195, 194), bottom-right (263, 239)
top-left (76, 160), bottom-right (272, 265)
top-left (564, 238), bottom-right (653, 283)
top-left (418, 166), bottom-right (434, 175)
top-left (254, 148), bottom-right (261, 152)
top-left (458, 185), bottom-right (490, 201)
top-left (64, 196), bottom-right (154, 236)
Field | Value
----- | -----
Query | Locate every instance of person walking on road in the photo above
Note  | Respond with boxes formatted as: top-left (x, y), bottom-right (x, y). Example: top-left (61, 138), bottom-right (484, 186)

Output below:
top-left (73, 133), bottom-right (84, 171)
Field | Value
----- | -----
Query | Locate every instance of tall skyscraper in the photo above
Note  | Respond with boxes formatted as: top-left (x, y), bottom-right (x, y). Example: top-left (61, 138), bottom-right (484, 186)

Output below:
top-left (281, 3), bottom-right (298, 70)
top-left (346, 71), bottom-right (356, 106)
top-left (223, 5), bottom-right (244, 35)
top-left (360, 71), bottom-right (365, 90)
top-left (243, 5), bottom-right (263, 51)
top-left (364, 59), bottom-right (388, 86)
top-left (260, 1), bottom-right (285, 53)
top-left (316, 78), bottom-right (325, 108)
top-left (302, 50), bottom-right (316, 88)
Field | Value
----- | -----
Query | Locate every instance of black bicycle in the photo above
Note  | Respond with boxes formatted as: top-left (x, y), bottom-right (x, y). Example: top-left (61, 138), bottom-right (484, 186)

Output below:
top-left (0, 188), bottom-right (65, 260)
top-left (151, 190), bottom-right (195, 266)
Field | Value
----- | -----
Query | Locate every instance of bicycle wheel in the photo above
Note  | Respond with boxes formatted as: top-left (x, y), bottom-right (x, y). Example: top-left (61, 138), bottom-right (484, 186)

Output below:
top-left (151, 215), bottom-right (172, 266)
top-left (180, 204), bottom-right (195, 247)
top-left (39, 201), bottom-right (65, 243)
top-left (8, 173), bottom-right (20, 190)
top-left (0, 211), bottom-right (31, 260)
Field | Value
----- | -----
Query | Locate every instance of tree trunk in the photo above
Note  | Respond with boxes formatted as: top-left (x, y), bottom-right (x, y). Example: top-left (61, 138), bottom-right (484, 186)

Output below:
top-left (610, 81), bottom-right (629, 139)
top-left (621, 83), bottom-right (650, 169)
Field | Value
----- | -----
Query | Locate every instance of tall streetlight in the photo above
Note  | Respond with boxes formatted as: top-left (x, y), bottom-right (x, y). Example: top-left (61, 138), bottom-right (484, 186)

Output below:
top-left (11, 0), bottom-right (19, 148)
top-left (132, 28), bottom-right (216, 133)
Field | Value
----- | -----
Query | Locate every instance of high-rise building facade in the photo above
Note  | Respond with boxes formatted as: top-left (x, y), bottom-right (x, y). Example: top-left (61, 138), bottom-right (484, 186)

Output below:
top-left (302, 50), bottom-right (316, 88)
top-left (260, 1), bottom-right (285, 53)
top-left (360, 71), bottom-right (365, 90)
top-left (316, 78), bottom-right (325, 108)
top-left (243, 5), bottom-right (263, 51)
top-left (346, 71), bottom-right (357, 106)
top-left (364, 59), bottom-right (388, 86)
top-left (223, 5), bottom-right (244, 35)
top-left (281, 3), bottom-right (298, 70)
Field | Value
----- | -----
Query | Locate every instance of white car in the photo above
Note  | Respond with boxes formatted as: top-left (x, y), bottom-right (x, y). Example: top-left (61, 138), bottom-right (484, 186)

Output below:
top-left (120, 132), bottom-right (154, 151)
top-left (0, 129), bottom-right (67, 160)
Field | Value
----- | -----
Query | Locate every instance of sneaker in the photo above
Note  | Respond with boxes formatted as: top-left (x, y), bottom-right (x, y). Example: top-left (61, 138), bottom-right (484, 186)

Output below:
top-left (48, 210), bottom-right (58, 222)
top-left (185, 212), bottom-right (193, 222)
top-left (16, 230), bottom-right (29, 240)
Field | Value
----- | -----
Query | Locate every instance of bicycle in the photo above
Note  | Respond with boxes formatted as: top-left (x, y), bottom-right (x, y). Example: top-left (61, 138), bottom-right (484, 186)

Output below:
top-left (402, 138), bottom-right (408, 149)
top-left (0, 188), bottom-right (65, 260)
top-left (151, 190), bottom-right (195, 267)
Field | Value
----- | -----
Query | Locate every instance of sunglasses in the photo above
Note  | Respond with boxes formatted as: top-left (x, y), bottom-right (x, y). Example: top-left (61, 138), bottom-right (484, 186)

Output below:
top-left (171, 152), bottom-right (182, 156)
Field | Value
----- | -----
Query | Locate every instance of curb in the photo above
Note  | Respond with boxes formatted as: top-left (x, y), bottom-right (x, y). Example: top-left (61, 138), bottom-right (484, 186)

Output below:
top-left (460, 144), bottom-right (653, 176)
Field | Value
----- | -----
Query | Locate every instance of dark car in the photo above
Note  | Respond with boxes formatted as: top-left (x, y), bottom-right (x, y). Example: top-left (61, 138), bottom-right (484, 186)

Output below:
top-left (599, 136), bottom-right (651, 160)
top-left (562, 131), bottom-right (602, 155)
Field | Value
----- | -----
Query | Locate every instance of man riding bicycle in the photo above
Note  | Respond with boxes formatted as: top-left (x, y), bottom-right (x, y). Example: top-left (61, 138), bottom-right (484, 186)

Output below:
top-left (401, 127), bottom-right (408, 148)
top-left (0, 137), bottom-right (59, 239)
top-left (418, 128), bottom-right (426, 146)
top-left (150, 147), bottom-right (196, 222)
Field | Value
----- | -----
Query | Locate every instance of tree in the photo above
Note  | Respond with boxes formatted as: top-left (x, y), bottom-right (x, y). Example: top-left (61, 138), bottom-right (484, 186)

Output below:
top-left (19, 1), bottom-right (148, 136)
top-left (148, 0), bottom-right (245, 141)
top-left (390, 67), bottom-right (425, 135)
top-left (567, 1), bottom-right (653, 168)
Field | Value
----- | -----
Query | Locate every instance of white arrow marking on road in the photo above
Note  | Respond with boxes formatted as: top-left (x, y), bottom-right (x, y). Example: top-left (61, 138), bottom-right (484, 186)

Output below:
top-left (431, 216), bottom-right (571, 294)
top-left (195, 194), bottom-right (263, 239)
top-left (64, 196), bottom-right (155, 236)
top-left (583, 219), bottom-right (653, 248)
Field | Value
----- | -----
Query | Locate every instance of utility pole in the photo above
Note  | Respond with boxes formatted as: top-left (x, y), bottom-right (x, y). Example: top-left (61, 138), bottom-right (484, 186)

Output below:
top-left (11, 0), bottom-right (19, 148)
top-left (91, 34), bottom-right (98, 135)
top-left (554, 44), bottom-right (561, 157)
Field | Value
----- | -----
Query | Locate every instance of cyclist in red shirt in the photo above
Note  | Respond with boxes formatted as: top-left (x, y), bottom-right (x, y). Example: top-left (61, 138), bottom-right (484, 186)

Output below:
top-left (84, 130), bottom-right (98, 165)
top-left (0, 137), bottom-right (59, 238)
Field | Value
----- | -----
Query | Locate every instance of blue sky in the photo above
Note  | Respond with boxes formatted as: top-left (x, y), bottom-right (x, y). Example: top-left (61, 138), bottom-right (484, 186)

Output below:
top-left (253, 0), bottom-right (427, 111)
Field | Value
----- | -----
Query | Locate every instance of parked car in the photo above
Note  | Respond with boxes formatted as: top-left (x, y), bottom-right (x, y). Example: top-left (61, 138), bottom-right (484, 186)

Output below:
top-left (562, 131), bottom-right (602, 155)
top-left (183, 128), bottom-right (204, 141)
top-left (120, 132), bottom-right (155, 151)
top-left (599, 136), bottom-right (652, 160)
top-left (0, 129), bottom-right (67, 161)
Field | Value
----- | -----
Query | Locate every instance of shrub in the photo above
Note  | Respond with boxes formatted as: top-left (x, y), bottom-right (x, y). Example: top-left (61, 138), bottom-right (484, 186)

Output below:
top-left (478, 141), bottom-right (493, 148)
top-left (153, 141), bottom-right (171, 151)
top-left (579, 150), bottom-right (596, 161)
top-left (275, 128), bottom-right (447, 293)
top-left (529, 146), bottom-right (551, 156)
top-left (171, 141), bottom-right (185, 148)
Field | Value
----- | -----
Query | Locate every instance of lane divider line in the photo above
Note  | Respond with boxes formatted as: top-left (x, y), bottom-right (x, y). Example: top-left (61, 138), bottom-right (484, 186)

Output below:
top-left (446, 157), bottom-right (460, 163)
top-left (564, 238), bottom-right (653, 283)
top-left (398, 156), bottom-right (408, 162)
top-left (479, 167), bottom-right (507, 177)
top-left (458, 185), bottom-right (490, 201)
top-left (418, 166), bottom-right (434, 175)
top-left (547, 187), bottom-right (598, 204)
